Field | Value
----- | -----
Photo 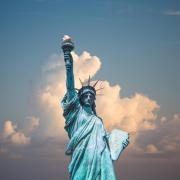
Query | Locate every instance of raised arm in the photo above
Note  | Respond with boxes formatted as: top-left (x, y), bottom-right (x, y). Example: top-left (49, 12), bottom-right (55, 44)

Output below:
top-left (63, 50), bottom-right (76, 100)
top-left (61, 35), bottom-right (76, 101)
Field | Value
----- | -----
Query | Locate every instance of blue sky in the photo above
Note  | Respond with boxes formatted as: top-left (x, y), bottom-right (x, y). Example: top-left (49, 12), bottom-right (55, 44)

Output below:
top-left (0, 0), bottom-right (179, 121)
top-left (0, 0), bottom-right (180, 180)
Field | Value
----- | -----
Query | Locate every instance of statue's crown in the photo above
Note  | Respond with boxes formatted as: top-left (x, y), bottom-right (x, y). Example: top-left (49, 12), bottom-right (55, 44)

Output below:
top-left (78, 85), bottom-right (96, 97)
top-left (77, 76), bottom-right (103, 98)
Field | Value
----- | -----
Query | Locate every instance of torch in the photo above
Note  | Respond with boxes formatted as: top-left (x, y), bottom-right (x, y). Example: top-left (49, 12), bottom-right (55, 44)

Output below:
top-left (61, 35), bottom-right (74, 52)
top-left (61, 35), bottom-right (74, 67)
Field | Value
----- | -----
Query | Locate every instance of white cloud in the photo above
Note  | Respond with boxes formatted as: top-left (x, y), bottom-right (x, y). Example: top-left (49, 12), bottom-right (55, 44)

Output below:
top-left (9, 132), bottom-right (30, 146)
top-left (1, 50), bottom-right (179, 161)
top-left (36, 50), bottom-right (180, 159)
top-left (133, 114), bottom-right (180, 156)
top-left (34, 51), bottom-right (159, 140)
top-left (35, 51), bottom-right (101, 138)
top-left (22, 116), bottom-right (40, 134)
top-left (159, 114), bottom-right (180, 153)
top-left (2, 120), bottom-right (16, 138)
top-left (0, 116), bottom-right (39, 146)
top-left (1, 120), bottom-right (30, 146)
top-left (95, 81), bottom-right (159, 133)
top-left (145, 144), bottom-right (161, 154)
top-left (163, 10), bottom-right (180, 16)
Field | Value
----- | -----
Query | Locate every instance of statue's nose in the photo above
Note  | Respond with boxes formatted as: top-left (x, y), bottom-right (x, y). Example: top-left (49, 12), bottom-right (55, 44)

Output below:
top-left (87, 96), bottom-right (91, 101)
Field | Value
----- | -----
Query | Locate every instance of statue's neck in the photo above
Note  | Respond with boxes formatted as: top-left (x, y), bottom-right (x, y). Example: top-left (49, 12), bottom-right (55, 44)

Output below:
top-left (83, 106), bottom-right (94, 115)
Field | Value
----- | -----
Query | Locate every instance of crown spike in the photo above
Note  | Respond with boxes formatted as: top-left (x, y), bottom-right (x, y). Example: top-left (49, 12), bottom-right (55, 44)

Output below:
top-left (99, 81), bottom-right (104, 88)
top-left (88, 75), bottom-right (91, 86)
top-left (79, 78), bottom-right (84, 86)
top-left (93, 80), bottom-right (99, 88)
top-left (95, 87), bottom-right (104, 91)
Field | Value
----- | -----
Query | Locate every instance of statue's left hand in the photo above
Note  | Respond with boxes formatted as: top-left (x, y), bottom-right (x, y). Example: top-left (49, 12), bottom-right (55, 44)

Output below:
top-left (122, 138), bottom-right (129, 149)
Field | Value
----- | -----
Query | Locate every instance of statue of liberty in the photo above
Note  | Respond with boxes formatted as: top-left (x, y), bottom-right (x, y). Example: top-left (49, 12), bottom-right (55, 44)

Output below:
top-left (61, 35), bottom-right (129, 180)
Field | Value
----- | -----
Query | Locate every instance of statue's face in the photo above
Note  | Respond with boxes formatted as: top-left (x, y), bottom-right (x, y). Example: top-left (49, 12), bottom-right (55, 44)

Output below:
top-left (81, 92), bottom-right (95, 107)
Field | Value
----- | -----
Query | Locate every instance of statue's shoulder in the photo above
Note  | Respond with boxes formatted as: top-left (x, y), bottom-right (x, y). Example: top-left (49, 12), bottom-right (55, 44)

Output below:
top-left (95, 115), bottom-right (104, 123)
top-left (61, 92), bottom-right (81, 112)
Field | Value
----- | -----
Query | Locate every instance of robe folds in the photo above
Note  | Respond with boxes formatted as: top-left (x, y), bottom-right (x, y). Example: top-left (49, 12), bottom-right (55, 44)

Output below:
top-left (61, 93), bottom-right (116, 180)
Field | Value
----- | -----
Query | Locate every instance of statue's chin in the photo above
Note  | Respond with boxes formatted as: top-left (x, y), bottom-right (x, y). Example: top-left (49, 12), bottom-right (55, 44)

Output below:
top-left (82, 102), bottom-right (92, 108)
top-left (83, 103), bottom-right (91, 107)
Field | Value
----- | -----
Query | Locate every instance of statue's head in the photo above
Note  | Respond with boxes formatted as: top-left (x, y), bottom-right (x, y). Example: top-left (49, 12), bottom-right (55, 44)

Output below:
top-left (78, 86), bottom-right (96, 108)
top-left (77, 76), bottom-right (102, 115)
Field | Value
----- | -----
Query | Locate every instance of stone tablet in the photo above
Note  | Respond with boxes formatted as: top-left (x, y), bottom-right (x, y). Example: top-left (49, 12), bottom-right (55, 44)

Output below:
top-left (108, 129), bottom-right (129, 160)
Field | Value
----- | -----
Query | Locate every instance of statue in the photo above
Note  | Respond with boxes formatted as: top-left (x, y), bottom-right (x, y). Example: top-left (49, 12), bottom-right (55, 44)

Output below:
top-left (61, 35), bottom-right (129, 180)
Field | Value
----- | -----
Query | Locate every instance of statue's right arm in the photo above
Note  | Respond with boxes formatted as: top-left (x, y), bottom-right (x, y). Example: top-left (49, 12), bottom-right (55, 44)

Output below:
top-left (64, 52), bottom-right (76, 101)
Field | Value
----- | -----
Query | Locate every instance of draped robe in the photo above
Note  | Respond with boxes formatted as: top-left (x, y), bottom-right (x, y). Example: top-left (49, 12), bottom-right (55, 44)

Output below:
top-left (61, 92), bottom-right (116, 180)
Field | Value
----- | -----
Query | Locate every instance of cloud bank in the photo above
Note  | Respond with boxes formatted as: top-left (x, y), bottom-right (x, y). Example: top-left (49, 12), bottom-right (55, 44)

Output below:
top-left (140, 114), bottom-right (180, 157)
top-left (34, 51), bottom-right (159, 141)
top-left (1, 50), bottom-right (180, 159)
top-left (35, 51), bottom-right (180, 157)
top-left (0, 116), bottom-right (39, 146)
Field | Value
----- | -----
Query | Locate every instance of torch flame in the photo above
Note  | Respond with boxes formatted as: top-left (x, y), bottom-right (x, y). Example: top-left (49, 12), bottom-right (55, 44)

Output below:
top-left (63, 35), bottom-right (71, 42)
